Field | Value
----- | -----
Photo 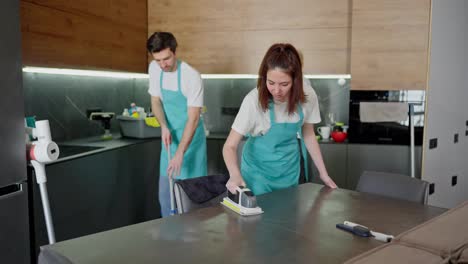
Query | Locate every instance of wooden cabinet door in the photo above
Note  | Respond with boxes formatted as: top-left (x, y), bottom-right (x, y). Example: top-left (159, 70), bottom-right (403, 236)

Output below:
top-left (148, 0), bottom-right (351, 74)
top-left (350, 0), bottom-right (431, 90)
top-left (21, 0), bottom-right (147, 72)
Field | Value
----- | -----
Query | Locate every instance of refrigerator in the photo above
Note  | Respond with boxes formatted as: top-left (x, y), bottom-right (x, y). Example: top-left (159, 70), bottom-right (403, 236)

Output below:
top-left (0, 0), bottom-right (31, 263)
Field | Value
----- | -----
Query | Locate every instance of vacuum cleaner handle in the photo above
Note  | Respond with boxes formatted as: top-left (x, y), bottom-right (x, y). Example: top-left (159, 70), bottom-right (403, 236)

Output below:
top-left (168, 146), bottom-right (177, 215)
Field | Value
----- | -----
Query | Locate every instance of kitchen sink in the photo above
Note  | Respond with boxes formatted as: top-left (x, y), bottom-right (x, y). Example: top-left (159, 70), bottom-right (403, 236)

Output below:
top-left (57, 145), bottom-right (105, 159)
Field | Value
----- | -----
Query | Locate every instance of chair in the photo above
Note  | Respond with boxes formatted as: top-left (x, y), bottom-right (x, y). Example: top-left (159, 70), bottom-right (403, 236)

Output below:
top-left (174, 174), bottom-right (229, 214)
top-left (356, 171), bottom-right (429, 204)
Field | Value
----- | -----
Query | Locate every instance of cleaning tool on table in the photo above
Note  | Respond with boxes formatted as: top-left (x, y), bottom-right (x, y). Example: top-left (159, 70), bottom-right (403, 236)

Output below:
top-left (336, 221), bottom-right (394, 243)
top-left (221, 186), bottom-right (263, 216)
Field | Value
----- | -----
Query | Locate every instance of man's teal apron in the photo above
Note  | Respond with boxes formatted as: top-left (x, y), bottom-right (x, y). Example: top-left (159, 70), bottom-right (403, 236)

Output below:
top-left (159, 60), bottom-right (207, 180)
top-left (241, 101), bottom-right (308, 195)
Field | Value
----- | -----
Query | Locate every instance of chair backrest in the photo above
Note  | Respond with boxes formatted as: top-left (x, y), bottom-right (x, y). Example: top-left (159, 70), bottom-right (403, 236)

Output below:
top-left (174, 174), bottom-right (229, 214)
top-left (356, 171), bottom-right (429, 204)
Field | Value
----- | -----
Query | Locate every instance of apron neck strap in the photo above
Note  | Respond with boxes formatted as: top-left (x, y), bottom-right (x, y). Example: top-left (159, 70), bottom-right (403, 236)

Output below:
top-left (159, 60), bottom-right (182, 92)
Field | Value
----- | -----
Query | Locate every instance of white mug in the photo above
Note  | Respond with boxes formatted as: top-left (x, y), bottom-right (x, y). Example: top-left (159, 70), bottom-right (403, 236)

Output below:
top-left (317, 126), bottom-right (331, 139)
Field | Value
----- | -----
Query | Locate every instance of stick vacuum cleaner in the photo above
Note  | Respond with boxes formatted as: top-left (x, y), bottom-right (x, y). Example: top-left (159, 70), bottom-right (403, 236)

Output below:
top-left (222, 186), bottom-right (263, 216)
top-left (27, 120), bottom-right (59, 244)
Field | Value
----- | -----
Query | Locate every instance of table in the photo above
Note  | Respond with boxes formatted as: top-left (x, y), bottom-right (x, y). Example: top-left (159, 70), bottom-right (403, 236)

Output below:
top-left (39, 183), bottom-right (446, 264)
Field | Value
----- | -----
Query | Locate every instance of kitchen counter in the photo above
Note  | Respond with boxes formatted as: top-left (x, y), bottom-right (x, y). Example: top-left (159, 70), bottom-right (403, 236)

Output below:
top-left (49, 132), bottom-right (235, 165)
top-left (52, 134), bottom-right (158, 164)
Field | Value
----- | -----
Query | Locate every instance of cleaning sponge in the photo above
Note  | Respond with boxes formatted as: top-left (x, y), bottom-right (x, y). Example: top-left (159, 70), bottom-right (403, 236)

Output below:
top-left (145, 117), bottom-right (160, 128)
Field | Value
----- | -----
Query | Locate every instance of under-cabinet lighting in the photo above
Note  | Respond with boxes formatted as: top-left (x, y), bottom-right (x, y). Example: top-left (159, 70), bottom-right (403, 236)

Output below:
top-left (23, 67), bottom-right (149, 79)
top-left (201, 74), bottom-right (351, 79)
top-left (23, 67), bottom-right (351, 80)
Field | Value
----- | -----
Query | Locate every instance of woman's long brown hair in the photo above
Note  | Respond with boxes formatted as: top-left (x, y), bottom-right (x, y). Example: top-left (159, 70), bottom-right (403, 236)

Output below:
top-left (257, 43), bottom-right (306, 115)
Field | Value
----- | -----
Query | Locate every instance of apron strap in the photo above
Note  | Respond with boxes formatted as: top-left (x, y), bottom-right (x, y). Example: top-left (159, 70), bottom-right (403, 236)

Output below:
top-left (296, 103), bottom-right (309, 182)
top-left (268, 101), bottom-right (276, 125)
top-left (176, 60), bottom-right (182, 92)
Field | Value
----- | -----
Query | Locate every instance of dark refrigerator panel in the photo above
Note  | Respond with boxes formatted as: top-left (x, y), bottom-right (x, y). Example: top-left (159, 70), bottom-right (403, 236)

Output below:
top-left (0, 0), bottom-right (27, 187)
top-left (0, 0), bottom-right (31, 263)
top-left (0, 183), bottom-right (30, 264)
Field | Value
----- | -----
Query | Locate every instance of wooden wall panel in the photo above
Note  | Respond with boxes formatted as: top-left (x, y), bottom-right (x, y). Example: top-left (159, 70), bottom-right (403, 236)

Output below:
top-left (21, 0), bottom-right (147, 72)
top-left (148, 0), bottom-right (351, 74)
top-left (350, 0), bottom-right (431, 90)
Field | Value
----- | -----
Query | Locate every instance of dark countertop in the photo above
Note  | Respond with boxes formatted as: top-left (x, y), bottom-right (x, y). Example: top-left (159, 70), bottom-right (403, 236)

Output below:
top-left (46, 132), bottom-right (230, 165)
top-left (39, 183), bottom-right (447, 264)
top-left (45, 132), bottom-right (386, 166)
top-left (46, 134), bottom-right (159, 165)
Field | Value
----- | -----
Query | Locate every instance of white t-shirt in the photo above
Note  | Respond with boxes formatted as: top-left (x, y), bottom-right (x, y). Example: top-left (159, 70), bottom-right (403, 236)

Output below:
top-left (232, 79), bottom-right (321, 136)
top-left (147, 60), bottom-right (204, 107)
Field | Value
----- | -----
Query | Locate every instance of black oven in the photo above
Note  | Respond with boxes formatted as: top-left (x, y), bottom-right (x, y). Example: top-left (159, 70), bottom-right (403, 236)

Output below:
top-left (348, 91), bottom-right (424, 145)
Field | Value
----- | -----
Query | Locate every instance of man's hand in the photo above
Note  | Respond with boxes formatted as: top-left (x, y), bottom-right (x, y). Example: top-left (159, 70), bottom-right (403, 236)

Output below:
top-left (167, 150), bottom-right (183, 179)
top-left (226, 175), bottom-right (246, 194)
top-left (161, 126), bottom-right (172, 150)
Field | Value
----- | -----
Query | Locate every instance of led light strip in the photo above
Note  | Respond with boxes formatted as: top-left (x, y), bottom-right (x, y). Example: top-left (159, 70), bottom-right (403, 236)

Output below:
top-left (23, 67), bottom-right (351, 80)
top-left (201, 74), bottom-right (351, 79)
top-left (23, 67), bottom-right (149, 79)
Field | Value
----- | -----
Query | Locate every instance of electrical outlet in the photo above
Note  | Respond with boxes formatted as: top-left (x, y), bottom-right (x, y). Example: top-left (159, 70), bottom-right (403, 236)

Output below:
top-left (454, 133), bottom-right (459, 143)
top-left (429, 138), bottom-right (438, 149)
top-left (429, 183), bottom-right (435, 195)
top-left (452, 176), bottom-right (458, 186)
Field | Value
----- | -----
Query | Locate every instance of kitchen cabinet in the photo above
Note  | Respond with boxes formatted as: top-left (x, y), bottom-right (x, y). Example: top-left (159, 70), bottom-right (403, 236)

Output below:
top-left (20, 0), bottom-right (147, 72)
top-left (306, 143), bottom-right (422, 190)
top-left (28, 140), bottom-right (161, 258)
top-left (148, 0), bottom-right (350, 74)
top-left (309, 143), bottom-right (347, 188)
top-left (207, 139), bottom-right (228, 176)
top-left (346, 144), bottom-right (423, 190)
top-left (350, 0), bottom-right (431, 90)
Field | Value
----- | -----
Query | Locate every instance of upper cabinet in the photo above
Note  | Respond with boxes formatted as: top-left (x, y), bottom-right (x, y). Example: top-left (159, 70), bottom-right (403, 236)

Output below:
top-left (350, 0), bottom-right (431, 90)
top-left (148, 0), bottom-right (351, 74)
top-left (21, 0), bottom-right (147, 73)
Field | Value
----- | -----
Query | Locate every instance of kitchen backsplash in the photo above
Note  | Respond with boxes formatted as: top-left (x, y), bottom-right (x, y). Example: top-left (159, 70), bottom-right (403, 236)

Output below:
top-left (23, 72), bottom-right (349, 141)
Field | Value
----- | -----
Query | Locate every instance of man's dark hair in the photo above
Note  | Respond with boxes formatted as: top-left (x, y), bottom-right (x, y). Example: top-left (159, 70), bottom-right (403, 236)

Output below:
top-left (147, 32), bottom-right (178, 53)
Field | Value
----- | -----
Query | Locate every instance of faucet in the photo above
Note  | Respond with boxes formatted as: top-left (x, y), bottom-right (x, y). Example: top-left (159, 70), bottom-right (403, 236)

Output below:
top-left (88, 111), bottom-right (115, 140)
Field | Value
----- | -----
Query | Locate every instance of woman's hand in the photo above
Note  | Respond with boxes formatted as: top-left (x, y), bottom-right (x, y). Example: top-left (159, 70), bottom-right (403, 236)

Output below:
top-left (320, 174), bottom-right (338, 189)
top-left (226, 175), bottom-right (246, 194)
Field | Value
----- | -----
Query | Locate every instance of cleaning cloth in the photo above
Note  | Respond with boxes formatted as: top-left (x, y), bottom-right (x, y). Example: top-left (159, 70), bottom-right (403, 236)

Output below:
top-left (145, 117), bottom-right (160, 127)
top-left (175, 174), bottom-right (229, 203)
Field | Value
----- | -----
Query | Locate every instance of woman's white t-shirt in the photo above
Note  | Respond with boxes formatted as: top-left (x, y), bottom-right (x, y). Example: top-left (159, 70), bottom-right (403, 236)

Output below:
top-left (232, 79), bottom-right (321, 137)
top-left (147, 60), bottom-right (204, 107)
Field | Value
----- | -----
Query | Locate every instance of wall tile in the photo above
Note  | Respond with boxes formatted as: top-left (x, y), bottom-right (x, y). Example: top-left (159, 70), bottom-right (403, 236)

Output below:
top-left (23, 73), bottom-right (350, 141)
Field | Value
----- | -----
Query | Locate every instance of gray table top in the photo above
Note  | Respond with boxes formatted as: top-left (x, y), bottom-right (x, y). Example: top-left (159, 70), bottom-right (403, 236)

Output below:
top-left (40, 183), bottom-right (446, 264)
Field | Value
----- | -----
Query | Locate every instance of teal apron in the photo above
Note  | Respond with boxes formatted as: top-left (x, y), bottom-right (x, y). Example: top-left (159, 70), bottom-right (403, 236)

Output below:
top-left (159, 60), bottom-right (207, 180)
top-left (241, 101), bottom-right (308, 195)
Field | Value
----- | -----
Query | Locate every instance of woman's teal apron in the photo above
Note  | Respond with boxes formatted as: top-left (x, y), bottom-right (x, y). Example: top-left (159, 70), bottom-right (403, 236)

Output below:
top-left (159, 60), bottom-right (207, 180)
top-left (241, 101), bottom-right (308, 195)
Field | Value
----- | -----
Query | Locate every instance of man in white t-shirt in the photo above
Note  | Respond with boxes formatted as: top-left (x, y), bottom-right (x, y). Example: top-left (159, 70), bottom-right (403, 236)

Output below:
top-left (147, 32), bottom-right (207, 217)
